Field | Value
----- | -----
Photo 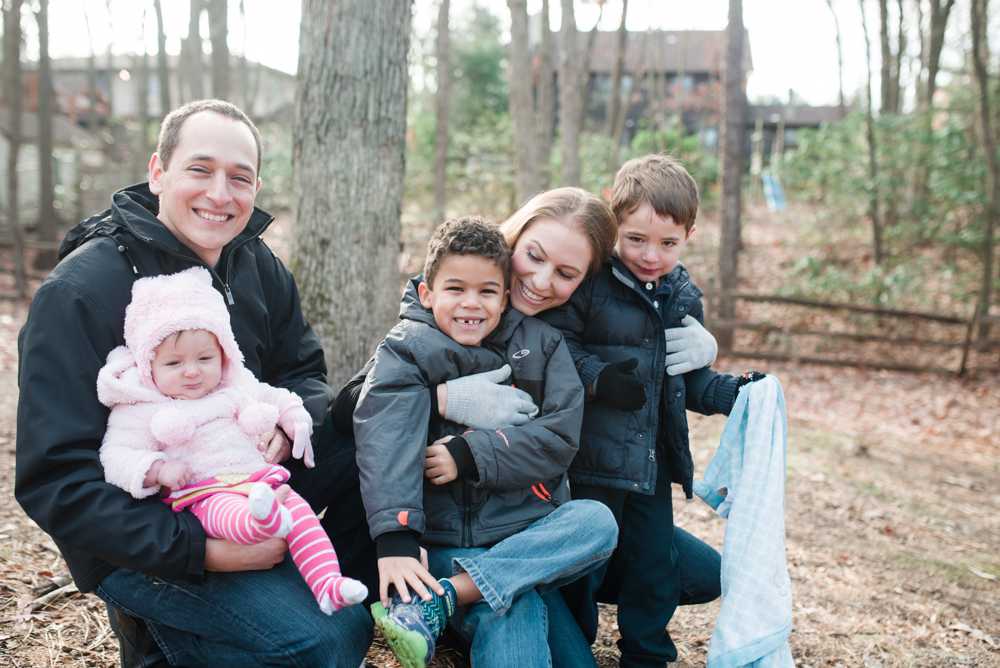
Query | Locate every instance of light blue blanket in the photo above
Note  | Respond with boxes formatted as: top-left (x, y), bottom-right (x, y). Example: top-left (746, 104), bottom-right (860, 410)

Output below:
top-left (693, 376), bottom-right (794, 668)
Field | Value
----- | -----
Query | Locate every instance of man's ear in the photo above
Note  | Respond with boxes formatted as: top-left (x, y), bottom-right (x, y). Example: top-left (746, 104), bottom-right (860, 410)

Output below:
top-left (417, 282), bottom-right (433, 309)
top-left (149, 153), bottom-right (165, 195)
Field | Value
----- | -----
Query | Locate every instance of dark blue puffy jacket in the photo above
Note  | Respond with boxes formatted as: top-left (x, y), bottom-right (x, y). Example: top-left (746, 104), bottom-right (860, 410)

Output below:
top-left (539, 255), bottom-right (738, 497)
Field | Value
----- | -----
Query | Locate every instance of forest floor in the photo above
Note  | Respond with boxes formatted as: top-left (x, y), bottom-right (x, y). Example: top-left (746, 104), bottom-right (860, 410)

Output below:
top-left (1, 202), bottom-right (998, 667)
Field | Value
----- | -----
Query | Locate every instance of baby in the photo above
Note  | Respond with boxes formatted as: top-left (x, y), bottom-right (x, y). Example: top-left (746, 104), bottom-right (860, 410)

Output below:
top-left (98, 266), bottom-right (366, 614)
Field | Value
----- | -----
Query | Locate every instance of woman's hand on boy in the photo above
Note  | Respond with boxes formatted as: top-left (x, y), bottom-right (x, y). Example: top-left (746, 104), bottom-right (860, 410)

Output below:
top-left (377, 556), bottom-right (446, 608)
top-left (664, 315), bottom-right (718, 375)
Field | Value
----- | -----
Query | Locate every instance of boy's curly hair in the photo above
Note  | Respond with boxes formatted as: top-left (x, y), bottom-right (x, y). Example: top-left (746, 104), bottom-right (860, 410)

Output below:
top-left (423, 216), bottom-right (512, 289)
top-left (611, 154), bottom-right (699, 232)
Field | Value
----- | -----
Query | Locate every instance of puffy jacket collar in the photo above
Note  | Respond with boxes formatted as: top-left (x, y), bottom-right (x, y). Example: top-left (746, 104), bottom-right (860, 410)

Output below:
top-left (399, 274), bottom-right (525, 345)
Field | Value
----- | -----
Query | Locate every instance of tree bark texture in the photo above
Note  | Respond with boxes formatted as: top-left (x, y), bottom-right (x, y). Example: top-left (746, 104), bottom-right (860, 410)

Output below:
top-left (433, 0), bottom-right (450, 222)
top-left (153, 0), bottom-right (171, 115)
top-left (4, 0), bottom-right (26, 298)
top-left (970, 0), bottom-right (997, 340)
top-left (36, 0), bottom-right (58, 265)
top-left (292, 0), bottom-right (411, 389)
top-left (536, 0), bottom-right (554, 189)
top-left (577, 3), bottom-right (602, 132)
top-left (717, 0), bottom-right (745, 350)
top-left (208, 0), bottom-right (230, 101)
top-left (558, 0), bottom-right (581, 187)
top-left (508, 0), bottom-right (538, 205)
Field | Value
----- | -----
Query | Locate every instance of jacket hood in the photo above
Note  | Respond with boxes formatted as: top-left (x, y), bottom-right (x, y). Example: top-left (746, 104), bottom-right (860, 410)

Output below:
top-left (400, 275), bottom-right (523, 345)
top-left (123, 266), bottom-right (244, 391)
top-left (96, 345), bottom-right (168, 408)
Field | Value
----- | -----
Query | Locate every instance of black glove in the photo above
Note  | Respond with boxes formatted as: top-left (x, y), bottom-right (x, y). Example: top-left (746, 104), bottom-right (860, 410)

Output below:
top-left (733, 371), bottom-right (766, 407)
top-left (591, 359), bottom-right (646, 411)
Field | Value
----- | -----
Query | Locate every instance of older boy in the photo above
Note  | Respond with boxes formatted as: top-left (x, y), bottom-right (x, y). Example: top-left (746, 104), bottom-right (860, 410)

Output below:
top-left (542, 155), bottom-right (763, 667)
top-left (355, 216), bottom-right (617, 668)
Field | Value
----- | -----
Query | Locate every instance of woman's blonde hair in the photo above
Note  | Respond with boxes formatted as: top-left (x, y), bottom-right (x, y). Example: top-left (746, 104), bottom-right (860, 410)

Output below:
top-left (500, 187), bottom-right (616, 279)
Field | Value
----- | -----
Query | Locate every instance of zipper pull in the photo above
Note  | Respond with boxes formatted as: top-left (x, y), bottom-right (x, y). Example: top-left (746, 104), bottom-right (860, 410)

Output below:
top-left (224, 284), bottom-right (234, 306)
top-left (649, 449), bottom-right (655, 462)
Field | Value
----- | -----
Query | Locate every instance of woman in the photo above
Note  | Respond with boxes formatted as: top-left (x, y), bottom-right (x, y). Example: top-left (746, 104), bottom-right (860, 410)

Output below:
top-left (333, 187), bottom-right (720, 666)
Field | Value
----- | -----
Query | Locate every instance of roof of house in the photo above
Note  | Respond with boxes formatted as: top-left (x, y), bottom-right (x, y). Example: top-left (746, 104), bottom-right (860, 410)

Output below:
top-left (748, 104), bottom-right (847, 127)
top-left (541, 29), bottom-right (753, 75)
top-left (0, 109), bottom-right (103, 146)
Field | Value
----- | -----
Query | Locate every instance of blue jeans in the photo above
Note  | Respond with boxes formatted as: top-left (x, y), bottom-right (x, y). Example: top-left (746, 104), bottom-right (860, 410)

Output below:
top-left (426, 499), bottom-right (618, 668)
top-left (95, 553), bottom-right (372, 667)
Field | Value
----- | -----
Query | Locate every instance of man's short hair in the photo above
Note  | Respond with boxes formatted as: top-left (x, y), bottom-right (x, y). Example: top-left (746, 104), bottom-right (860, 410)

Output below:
top-left (156, 99), bottom-right (263, 176)
top-left (423, 216), bottom-right (512, 289)
top-left (611, 154), bottom-right (699, 232)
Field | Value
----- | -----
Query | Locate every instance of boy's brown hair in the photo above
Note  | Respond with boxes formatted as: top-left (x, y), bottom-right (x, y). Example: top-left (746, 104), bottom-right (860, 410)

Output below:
top-left (611, 154), bottom-right (699, 232)
top-left (423, 216), bottom-right (512, 289)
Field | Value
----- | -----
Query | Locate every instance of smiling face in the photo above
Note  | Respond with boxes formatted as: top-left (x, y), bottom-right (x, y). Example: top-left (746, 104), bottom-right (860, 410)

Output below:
top-left (418, 254), bottom-right (509, 346)
top-left (148, 111), bottom-right (262, 267)
top-left (508, 219), bottom-right (593, 316)
top-left (616, 203), bottom-right (696, 287)
top-left (151, 329), bottom-right (224, 400)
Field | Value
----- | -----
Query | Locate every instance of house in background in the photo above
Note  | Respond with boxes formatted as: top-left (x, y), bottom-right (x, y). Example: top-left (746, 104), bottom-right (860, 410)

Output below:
top-left (29, 54), bottom-right (296, 124)
top-left (531, 22), bottom-right (754, 151)
top-left (0, 108), bottom-right (105, 229)
top-left (746, 98), bottom-right (847, 159)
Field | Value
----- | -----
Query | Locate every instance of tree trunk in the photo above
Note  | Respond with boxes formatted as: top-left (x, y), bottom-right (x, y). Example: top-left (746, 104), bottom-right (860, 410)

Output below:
top-left (971, 0), bottom-right (997, 341)
top-left (860, 0), bottom-right (884, 265)
top-left (132, 49), bottom-right (151, 183)
top-left (717, 0), bottom-right (744, 351)
top-left (879, 0), bottom-right (891, 112)
top-left (925, 0), bottom-right (956, 106)
top-left (208, 0), bottom-right (230, 101)
top-left (508, 0), bottom-right (538, 205)
top-left (433, 0), bottom-right (450, 222)
top-left (536, 0), bottom-right (554, 189)
top-left (825, 0), bottom-right (846, 118)
top-left (35, 0), bottom-right (57, 268)
top-left (558, 0), bottom-right (581, 187)
top-left (891, 0), bottom-right (905, 114)
top-left (104, 0), bottom-right (115, 116)
top-left (186, 0), bottom-right (204, 101)
top-left (153, 0), bottom-right (171, 115)
top-left (604, 0), bottom-right (628, 138)
top-left (292, 0), bottom-right (411, 389)
top-left (3, 0), bottom-right (26, 298)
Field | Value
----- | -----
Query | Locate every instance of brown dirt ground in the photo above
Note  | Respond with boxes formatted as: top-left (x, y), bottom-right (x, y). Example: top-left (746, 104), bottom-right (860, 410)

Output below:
top-left (1, 203), bottom-right (998, 667)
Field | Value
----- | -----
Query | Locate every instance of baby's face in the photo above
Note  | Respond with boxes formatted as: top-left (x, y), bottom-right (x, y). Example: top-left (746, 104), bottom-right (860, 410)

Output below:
top-left (151, 329), bottom-right (223, 400)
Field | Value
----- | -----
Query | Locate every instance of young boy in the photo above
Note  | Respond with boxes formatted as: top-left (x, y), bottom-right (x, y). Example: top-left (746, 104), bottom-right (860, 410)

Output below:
top-left (354, 216), bottom-right (617, 668)
top-left (540, 155), bottom-right (763, 667)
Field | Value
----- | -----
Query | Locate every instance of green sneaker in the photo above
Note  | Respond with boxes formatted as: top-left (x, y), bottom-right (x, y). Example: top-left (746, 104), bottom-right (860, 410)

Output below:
top-left (371, 579), bottom-right (458, 668)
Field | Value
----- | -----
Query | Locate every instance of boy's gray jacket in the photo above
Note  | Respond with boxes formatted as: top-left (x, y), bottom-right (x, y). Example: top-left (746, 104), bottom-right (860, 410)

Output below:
top-left (14, 184), bottom-right (333, 592)
top-left (540, 255), bottom-right (739, 497)
top-left (354, 277), bottom-right (584, 548)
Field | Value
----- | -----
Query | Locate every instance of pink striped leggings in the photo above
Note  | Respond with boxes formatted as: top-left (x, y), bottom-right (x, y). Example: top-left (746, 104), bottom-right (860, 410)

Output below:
top-left (189, 486), bottom-right (358, 612)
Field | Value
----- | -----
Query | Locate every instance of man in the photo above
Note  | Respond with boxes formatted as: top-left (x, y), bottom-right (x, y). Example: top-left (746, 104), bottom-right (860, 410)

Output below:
top-left (15, 100), bottom-right (374, 668)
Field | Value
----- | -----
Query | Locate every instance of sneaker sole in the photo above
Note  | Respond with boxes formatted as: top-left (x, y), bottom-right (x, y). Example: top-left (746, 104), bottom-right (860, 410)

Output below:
top-left (370, 602), bottom-right (431, 668)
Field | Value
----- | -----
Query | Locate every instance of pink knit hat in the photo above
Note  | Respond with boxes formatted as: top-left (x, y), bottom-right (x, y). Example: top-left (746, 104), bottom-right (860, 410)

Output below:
top-left (124, 267), bottom-right (243, 390)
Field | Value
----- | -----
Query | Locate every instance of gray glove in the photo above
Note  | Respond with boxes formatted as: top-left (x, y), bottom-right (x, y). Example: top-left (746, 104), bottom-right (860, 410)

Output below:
top-left (443, 364), bottom-right (539, 429)
top-left (664, 315), bottom-right (718, 376)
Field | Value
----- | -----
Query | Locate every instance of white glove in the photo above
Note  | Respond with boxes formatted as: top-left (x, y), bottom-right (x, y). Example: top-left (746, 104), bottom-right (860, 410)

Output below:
top-left (664, 315), bottom-right (718, 376)
top-left (444, 364), bottom-right (539, 429)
